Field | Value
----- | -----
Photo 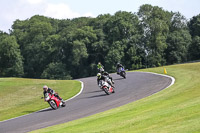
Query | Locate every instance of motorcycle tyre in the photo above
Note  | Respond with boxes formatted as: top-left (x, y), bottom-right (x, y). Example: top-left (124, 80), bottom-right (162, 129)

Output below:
top-left (49, 100), bottom-right (58, 110)
top-left (120, 71), bottom-right (126, 79)
top-left (103, 87), bottom-right (111, 95)
top-left (61, 101), bottom-right (66, 107)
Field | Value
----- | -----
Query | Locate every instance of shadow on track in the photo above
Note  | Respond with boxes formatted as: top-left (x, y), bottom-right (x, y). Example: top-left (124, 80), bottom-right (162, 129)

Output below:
top-left (85, 90), bottom-right (102, 94)
top-left (36, 108), bottom-right (54, 113)
top-left (86, 94), bottom-right (107, 99)
top-left (114, 77), bottom-right (125, 80)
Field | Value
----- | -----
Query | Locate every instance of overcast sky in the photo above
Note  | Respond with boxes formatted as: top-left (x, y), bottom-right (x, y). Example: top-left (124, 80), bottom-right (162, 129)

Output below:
top-left (1, 0), bottom-right (200, 33)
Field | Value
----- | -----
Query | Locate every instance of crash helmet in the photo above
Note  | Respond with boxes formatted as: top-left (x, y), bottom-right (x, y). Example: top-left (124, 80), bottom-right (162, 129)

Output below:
top-left (97, 73), bottom-right (101, 79)
top-left (43, 85), bottom-right (48, 91)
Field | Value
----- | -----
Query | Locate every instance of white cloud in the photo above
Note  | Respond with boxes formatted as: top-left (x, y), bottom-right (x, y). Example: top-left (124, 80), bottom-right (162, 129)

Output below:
top-left (44, 3), bottom-right (81, 19)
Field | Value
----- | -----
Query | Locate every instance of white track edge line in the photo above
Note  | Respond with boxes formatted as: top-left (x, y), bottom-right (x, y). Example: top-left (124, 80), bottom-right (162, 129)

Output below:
top-left (0, 80), bottom-right (84, 123)
top-left (136, 71), bottom-right (175, 89)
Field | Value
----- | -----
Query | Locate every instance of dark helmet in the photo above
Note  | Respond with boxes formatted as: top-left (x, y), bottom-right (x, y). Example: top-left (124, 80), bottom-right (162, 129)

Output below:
top-left (104, 71), bottom-right (108, 75)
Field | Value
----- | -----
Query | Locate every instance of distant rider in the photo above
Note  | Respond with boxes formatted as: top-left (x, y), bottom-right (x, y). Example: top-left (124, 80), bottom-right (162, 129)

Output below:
top-left (97, 62), bottom-right (104, 73)
top-left (43, 85), bottom-right (64, 102)
top-left (116, 63), bottom-right (124, 74)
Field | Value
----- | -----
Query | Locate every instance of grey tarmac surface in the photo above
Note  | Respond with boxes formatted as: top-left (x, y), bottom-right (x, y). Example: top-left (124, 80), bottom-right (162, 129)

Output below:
top-left (0, 72), bottom-right (172, 133)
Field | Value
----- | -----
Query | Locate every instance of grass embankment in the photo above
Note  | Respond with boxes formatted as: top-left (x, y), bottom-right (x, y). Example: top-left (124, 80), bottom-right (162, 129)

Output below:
top-left (0, 78), bottom-right (81, 121)
top-left (31, 62), bottom-right (200, 133)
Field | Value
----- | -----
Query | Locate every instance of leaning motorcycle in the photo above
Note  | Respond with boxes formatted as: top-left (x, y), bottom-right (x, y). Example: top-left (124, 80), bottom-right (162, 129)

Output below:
top-left (43, 93), bottom-right (66, 109)
top-left (118, 67), bottom-right (126, 79)
top-left (99, 79), bottom-right (115, 95)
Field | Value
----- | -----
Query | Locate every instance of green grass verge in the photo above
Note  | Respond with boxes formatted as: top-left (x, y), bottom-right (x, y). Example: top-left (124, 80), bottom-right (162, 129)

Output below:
top-left (0, 78), bottom-right (81, 121)
top-left (30, 62), bottom-right (200, 133)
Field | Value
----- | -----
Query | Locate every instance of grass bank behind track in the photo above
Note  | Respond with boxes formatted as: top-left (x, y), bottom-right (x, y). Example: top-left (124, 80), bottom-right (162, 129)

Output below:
top-left (31, 62), bottom-right (200, 133)
top-left (0, 78), bottom-right (81, 121)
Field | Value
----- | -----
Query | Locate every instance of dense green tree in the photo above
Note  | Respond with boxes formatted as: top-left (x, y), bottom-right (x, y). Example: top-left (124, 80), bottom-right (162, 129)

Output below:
top-left (0, 33), bottom-right (24, 77)
top-left (41, 62), bottom-right (71, 79)
top-left (188, 14), bottom-right (200, 60)
top-left (166, 30), bottom-right (191, 64)
top-left (165, 12), bottom-right (191, 64)
top-left (138, 4), bottom-right (171, 67)
top-left (103, 11), bottom-right (142, 71)
top-left (88, 14), bottom-right (111, 69)
top-left (105, 41), bottom-right (124, 71)
top-left (71, 40), bottom-right (88, 66)
top-left (188, 36), bottom-right (200, 60)
top-left (12, 15), bottom-right (55, 78)
top-left (188, 14), bottom-right (200, 37)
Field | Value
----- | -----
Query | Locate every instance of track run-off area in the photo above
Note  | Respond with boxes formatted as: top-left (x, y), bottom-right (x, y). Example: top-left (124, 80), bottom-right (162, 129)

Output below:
top-left (0, 72), bottom-right (174, 133)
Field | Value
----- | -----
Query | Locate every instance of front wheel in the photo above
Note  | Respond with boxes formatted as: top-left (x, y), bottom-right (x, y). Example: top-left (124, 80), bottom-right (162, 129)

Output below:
top-left (49, 100), bottom-right (58, 109)
top-left (102, 86), bottom-right (111, 95)
top-left (61, 101), bottom-right (66, 107)
top-left (121, 71), bottom-right (126, 79)
top-left (112, 87), bottom-right (115, 93)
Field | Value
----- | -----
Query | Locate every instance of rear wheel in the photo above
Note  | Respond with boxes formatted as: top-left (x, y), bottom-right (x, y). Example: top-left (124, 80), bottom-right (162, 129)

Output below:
top-left (49, 100), bottom-right (58, 109)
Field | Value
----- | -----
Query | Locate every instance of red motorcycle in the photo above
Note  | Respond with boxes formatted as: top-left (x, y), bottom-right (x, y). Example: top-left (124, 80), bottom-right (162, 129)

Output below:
top-left (43, 93), bottom-right (66, 109)
top-left (99, 79), bottom-right (115, 95)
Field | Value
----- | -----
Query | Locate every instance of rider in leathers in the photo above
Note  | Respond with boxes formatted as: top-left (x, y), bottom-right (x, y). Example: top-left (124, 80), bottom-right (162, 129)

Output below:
top-left (97, 62), bottom-right (104, 73)
top-left (43, 85), bottom-right (64, 102)
top-left (116, 63), bottom-right (124, 74)
top-left (97, 73), bottom-right (114, 87)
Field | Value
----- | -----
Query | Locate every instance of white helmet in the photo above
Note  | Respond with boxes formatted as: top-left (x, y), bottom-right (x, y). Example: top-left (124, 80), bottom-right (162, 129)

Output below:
top-left (43, 85), bottom-right (48, 90)
top-left (97, 73), bottom-right (101, 78)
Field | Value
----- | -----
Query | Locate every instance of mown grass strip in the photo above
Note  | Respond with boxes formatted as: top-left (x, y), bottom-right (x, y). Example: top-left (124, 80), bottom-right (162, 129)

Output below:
top-left (30, 62), bottom-right (200, 133)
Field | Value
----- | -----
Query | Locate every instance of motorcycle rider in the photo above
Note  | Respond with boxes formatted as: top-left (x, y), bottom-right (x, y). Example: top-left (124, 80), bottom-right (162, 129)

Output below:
top-left (97, 62), bottom-right (104, 73)
top-left (102, 71), bottom-right (114, 85)
top-left (97, 72), bottom-right (114, 87)
top-left (43, 85), bottom-right (64, 102)
top-left (116, 62), bottom-right (124, 74)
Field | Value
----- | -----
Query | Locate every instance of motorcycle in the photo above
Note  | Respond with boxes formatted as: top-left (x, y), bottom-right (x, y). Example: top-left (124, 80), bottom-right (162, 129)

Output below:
top-left (117, 67), bottom-right (126, 79)
top-left (99, 79), bottom-right (115, 95)
top-left (43, 93), bottom-right (66, 109)
top-left (98, 67), bottom-right (105, 74)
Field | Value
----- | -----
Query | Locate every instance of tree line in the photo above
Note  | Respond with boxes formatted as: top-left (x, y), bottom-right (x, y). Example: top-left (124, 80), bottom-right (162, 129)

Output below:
top-left (0, 4), bottom-right (200, 79)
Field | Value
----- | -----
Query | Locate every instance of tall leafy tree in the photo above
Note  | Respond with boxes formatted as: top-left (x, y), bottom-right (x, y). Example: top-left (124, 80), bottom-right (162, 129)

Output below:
top-left (89, 14), bottom-right (111, 69)
top-left (188, 14), bottom-right (200, 37)
top-left (138, 4), bottom-right (171, 67)
top-left (12, 15), bottom-right (54, 78)
top-left (188, 36), bottom-right (200, 60)
top-left (165, 12), bottom-right (191, 64)
top-left (166, 30), bottom-right (191, 64)
top-left (0, 32), bottom-right (24, 76)
top-left (188, 14), bottom-right (200, 60)
top-left (104, 11), bottom-right (142, 71)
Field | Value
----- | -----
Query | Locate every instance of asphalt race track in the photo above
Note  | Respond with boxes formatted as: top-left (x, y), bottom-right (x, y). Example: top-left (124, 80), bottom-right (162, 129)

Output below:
top-left (0, 72), bottom-right (173, 133)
